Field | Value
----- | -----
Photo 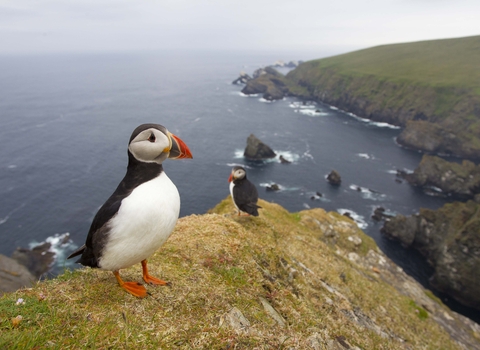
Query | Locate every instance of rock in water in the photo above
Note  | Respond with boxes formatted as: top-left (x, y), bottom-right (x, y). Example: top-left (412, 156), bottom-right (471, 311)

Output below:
top-left (232, 72), bottom-right (252, 85)
top-left (241, 67), bottom-right (290, 101)
top-left (402, 154), bottom-right (480, 199)
top-left (326, 170), bottom-right (342, 186)
top-left (244, 134), bottom-right (276, 160)
top-left (266, 183), bottom-right (280, 191)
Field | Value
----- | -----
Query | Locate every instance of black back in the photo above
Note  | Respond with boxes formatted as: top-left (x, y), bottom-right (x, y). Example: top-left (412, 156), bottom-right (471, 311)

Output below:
top-left (67, 152), bottom-right (163, 267)
top-left (232, 177), bottom-right (261, 216)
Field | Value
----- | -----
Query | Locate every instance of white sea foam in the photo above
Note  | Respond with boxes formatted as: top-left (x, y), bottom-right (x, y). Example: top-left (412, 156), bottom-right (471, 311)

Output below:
top-left (234, 149), bottom-right (301, 163)
top-left (0, 215), bottom-right (9, 225)
top-left (29, 232), bottom-right (78, 268)
top-left (357, 153), bottom-right (374, 160)
top-left (225, 162), bottom-right (253, 169)
top-left (369, 205), bottom-right (397, 218)
top-left (289, 101), bottom-right (328, 117)
top-left (259, 98), bottom-right (273, 103)
top-left (422, 186), bottom-right (444, 197)
top-left (297, 109), bottom-right (328, 117)
top-left (307, 192), bottom-right (330, 202)
top-left (289, 101), bottom-right (317, 109)
top-left (259, 182), bottom-right (300, 192)
top-left (370, 121), bottom-right (400, 129)
top-left (237, 91), bottom-right (259, 97)
top-left (329, 106), bottom-right (338, 110)
top-left (7, 165), bottom-right (17, 169)
top-left (349, 184), bottom-right (386, 201)
top-left (0, 203), bottom-right (26, 225)
top-left (337, 209), bottom-right (368, 229)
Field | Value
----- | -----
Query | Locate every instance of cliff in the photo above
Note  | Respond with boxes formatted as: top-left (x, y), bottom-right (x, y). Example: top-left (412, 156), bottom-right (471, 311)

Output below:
top-left (1, 198), bottom-right (479, 349)
top-left (286, 35), bottom-right (480, 159)
top-left (381, 200), bottom-right (480, 312)
top-left (402, 154), bottom-right (480, 199)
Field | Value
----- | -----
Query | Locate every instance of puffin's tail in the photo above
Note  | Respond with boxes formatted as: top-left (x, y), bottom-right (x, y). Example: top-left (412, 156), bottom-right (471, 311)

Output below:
top-left (67, 244), bottom-right (99, 268)
top-left (67, 244), bottom-right (86, 260)
top-left (246, 204), bottom-right (262, 217)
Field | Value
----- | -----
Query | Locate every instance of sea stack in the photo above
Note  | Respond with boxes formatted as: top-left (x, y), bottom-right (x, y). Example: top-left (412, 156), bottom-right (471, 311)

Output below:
top-left (327, 170), bottom-right (342, 186)
top-left (244, 134), bottom-right (276, 160)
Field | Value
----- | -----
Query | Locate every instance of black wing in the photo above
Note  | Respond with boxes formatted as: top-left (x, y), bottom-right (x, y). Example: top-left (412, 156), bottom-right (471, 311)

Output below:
top-left (233, 179), bottom-right (261, 216)
top-left (67, 156), bottom-right (164, 267)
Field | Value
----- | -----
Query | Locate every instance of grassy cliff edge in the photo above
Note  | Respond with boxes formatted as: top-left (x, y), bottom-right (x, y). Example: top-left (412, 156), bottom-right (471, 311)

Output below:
top-left (1, 198), bottom-right (479, 349)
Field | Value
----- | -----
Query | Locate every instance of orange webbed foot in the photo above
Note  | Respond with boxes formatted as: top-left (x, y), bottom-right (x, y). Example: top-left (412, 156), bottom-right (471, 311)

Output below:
top-left (141, 259), bottom-right (171, 287)
top-left (113, 271), bottom-right (147, 298)
top-left (143, 274), bottom-right (170, 286)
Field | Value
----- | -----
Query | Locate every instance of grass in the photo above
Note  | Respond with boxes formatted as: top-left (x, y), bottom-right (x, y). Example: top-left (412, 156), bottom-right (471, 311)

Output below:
top-left (0, 198), bottom-right (468, 349)
top-left (295, 35), bottom-right (480, 90)
top-left (286, 35), bottom-right (480, 157)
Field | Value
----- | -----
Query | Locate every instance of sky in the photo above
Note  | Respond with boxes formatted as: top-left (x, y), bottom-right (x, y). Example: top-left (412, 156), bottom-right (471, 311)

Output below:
top-left (1, 0), bottom-right (479, 57)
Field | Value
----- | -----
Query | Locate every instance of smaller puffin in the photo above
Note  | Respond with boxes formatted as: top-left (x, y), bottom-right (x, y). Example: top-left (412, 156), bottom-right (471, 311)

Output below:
top-left (228, 166), bottom-right (261, 216)
top-left (67, 123), bottom-right (192, 298)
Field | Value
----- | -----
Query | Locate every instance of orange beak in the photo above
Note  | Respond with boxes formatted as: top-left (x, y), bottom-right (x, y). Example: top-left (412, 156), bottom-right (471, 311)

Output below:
top-left (169, 133), bottom-right (193, 160)
top-left (228, 173), bottom-right (233, 182)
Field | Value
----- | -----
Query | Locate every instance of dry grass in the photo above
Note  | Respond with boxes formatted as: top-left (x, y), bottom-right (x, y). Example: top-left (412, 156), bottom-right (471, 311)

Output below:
top-left (0, 198), bottom-right (464, 349)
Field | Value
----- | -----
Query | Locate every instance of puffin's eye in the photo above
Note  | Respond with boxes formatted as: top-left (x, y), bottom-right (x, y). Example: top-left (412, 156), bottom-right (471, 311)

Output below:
top-left (148, 133), bottom-right (156, 143)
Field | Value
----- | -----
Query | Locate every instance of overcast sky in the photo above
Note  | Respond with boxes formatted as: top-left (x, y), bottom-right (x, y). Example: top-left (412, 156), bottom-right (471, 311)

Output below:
top-left (1, 0), bottom-right (479, 57)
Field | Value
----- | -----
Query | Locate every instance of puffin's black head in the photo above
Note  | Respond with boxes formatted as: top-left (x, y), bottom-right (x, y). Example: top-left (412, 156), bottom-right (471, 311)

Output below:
top-left (228, 166), bottom-right (247, 182)
top-left (128, 123), bottom-right (192, 165)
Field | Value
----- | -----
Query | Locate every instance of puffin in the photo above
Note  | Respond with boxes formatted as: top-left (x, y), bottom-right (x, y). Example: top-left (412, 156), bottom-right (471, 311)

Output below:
top-left (67, 123), bottom-right (192, 297)
top-left (228, 166), bottom-right (261, 216)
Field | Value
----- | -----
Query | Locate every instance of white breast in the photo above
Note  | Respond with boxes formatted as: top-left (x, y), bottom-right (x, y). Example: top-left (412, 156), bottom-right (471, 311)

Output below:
top-left (99, 172), bottom-right (180, 271)
top-left (229, 181), bottom-right (239, 211)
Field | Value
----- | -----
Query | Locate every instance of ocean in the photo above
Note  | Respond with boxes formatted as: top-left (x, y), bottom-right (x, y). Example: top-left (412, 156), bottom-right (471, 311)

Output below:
top-left (0, 51), bottom-right (471, 317)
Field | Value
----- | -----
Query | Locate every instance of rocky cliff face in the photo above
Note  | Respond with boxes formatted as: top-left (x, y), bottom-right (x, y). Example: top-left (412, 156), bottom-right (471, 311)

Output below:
top-left (402, 154), bottom-right (480, 199)
top-left (381, 200), bottom-right (480, 311)
top-left (241, 67), bottom-right (291, 101)
top-left (286, 67), bottom-right (480, 159)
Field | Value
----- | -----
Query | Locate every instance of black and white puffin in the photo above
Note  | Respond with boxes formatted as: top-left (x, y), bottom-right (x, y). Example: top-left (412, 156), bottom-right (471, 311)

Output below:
top-left (67, 123), bottom-right (192, 298)
top-left (228, 166), bottom-right (261, 216)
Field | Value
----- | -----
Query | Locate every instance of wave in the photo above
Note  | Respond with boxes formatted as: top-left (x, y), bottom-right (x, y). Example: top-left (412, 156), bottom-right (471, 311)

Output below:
top-left (347, 113), bottom-right (400, 129)
top-left (289, 101), bottom-right (317, 109)
top-left (289, 101), bottom-right (329, 117)
top-left (349, 184), bottom-right (386, 201)
top-left (296, 109), bottom-right (329, 117)
top-left (370, 121), bottom-right (401, 129)
top-left (0, 202), bottom-right (26, 226)
top-left (259, 182), bottom-right (300, 192)
top-left (236, 91), bottom-right (259, 97)
top-left (357, 153), bottom-right (375, 160)
top-left (0, 215), bottom-right (9, 225)
top-left (28, 232), bottom-right (78, 269)
top-left (234, 149), bottom-right (301, 163)
top-left (306, 191), bottom-right (330, 202)
top-left (225, 162), bottom-right (254, 169)
top-left (337, 208), bottom-right (368, 229)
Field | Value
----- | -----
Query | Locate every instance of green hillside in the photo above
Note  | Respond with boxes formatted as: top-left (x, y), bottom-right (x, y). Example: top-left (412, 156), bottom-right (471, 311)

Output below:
top-left (287, 35), bottom-right (480, 159)
top-left (305, 36), bottom-right (480, 89)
